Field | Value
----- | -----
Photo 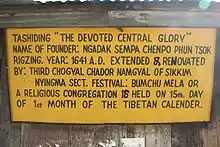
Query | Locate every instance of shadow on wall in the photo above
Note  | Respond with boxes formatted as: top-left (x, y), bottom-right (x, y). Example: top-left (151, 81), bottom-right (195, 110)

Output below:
top-left (0, 29), bottom-right (3, 84)
top-left (36, 143), bottom-right (60, 147)
top-left (0, 131), bottom-right (6, 147)
top-left (0, 29), bottom-right (4, 147)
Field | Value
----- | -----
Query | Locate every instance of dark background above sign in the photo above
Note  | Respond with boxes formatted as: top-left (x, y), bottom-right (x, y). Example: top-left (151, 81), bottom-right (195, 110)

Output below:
top-left (0, 0), bottom-right (219, 11)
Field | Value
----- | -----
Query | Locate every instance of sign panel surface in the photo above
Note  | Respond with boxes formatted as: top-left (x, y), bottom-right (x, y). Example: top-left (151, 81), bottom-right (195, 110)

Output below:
top-left (6, 27), bottom-right (216, 123)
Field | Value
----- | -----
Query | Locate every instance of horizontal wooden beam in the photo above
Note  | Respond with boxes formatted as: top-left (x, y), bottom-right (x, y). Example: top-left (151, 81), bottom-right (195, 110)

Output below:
top-left (0, 10), bottom-right (219, 27)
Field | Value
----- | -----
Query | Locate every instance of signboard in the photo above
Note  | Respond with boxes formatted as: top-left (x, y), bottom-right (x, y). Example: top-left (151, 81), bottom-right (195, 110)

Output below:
top-left (6, 27), bottom-right (216, 123)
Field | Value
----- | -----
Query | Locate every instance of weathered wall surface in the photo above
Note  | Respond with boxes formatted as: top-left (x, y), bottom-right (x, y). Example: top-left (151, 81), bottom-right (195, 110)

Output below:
top-left (0, 5), bottom-right (220, 147)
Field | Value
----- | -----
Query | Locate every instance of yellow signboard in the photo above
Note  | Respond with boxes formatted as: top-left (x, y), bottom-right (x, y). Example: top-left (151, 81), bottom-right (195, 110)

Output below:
top-left (6, 28), bottom-right (216, 123)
